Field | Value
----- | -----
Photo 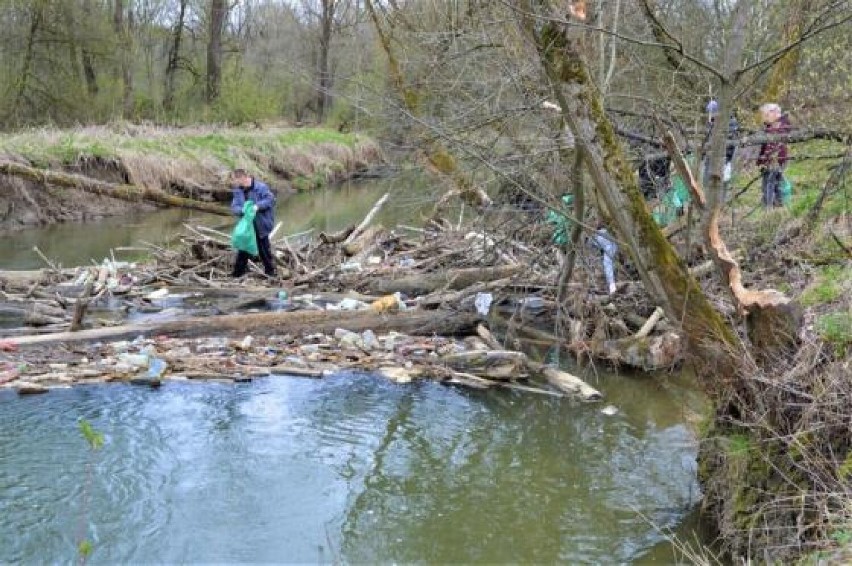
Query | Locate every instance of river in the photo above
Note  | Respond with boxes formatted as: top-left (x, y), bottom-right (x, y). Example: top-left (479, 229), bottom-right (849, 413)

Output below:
top-left (0, 176), bottom-right (712, 563)
top-left (2, 172), bottom-right (436, 270)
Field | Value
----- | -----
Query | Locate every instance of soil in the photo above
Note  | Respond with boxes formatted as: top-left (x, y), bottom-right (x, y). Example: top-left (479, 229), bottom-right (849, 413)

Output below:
top-left (0, 174), bottom-right (155, 232)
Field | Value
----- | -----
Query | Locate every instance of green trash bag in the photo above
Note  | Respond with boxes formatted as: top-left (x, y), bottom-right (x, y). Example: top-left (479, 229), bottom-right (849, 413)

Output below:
top-left (779, 176), bottom-right (793, 205)
top-left (653, 170), bottom-right (693, 227)
top-left (546, 194), bottom-right (574, 245)
top-left (231, 200), bottom-right (258, 256)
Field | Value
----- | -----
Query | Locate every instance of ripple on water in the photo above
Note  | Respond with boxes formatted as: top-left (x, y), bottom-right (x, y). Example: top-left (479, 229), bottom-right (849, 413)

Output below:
top-left (0, 371), bottom-right (704, 564)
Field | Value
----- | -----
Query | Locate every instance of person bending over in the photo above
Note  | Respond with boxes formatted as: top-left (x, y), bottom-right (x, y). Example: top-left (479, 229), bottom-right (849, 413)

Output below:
top-left (230, 168), bottom-right (277, 278)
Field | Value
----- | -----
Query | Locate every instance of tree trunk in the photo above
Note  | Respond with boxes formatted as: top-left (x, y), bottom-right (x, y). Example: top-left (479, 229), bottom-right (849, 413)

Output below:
top-left (207, 0), bottom-right (227, 104)
top-left (80, 0), bottom-right (99, 97)
top-left (114, 0), bottom-right (135, 117)
top-left (10, 308), bottom-right (480, 348)
top-left (316, 0), bottom-right (335, 121)
top-left (763, 0), bottom-right (812, 104)
top-left (163, 0), bottom-right (188, 112)
top-left (518, 1), bottom-right (742, 384)
top-left (7, 2), bottom-right (43, 125)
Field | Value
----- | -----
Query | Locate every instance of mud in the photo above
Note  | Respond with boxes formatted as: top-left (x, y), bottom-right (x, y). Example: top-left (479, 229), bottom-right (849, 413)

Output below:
top-left (0, 174), bottom-right (153, 232)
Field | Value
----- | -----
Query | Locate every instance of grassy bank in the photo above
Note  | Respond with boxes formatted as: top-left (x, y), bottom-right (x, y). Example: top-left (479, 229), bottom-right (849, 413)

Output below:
top-left (0, 123), bottom-right (383, 193)
top-left (698, 140), bottom-right (852, 561)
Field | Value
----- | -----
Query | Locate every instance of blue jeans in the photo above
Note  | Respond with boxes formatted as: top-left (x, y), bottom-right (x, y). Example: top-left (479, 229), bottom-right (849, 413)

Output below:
top-left (761, 169), bottom-right (783, 208)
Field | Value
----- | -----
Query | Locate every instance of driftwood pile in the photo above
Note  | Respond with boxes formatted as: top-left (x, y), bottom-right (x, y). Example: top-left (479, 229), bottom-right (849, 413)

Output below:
top-left (0, 193), bottom-right (694, 398)
top-left (1, 322), bottom-right (600, 402)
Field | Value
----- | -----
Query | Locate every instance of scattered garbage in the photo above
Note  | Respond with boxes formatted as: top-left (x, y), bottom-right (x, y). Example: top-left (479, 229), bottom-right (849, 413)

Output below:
top-left (337, 298), bottom-right (369, 311)
top-left (601, 405), bottom-right (619, 416)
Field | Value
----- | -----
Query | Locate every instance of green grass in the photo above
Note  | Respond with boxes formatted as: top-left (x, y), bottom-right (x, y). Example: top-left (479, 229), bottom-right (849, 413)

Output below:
top-left (800, 265), bottom-right (852, 306)
top-left (815, 311), bottom-right (852, 354)
top-left (785, 140), bottom-right (849, 219)
top-left (0, 124), bottom-right (361, 166)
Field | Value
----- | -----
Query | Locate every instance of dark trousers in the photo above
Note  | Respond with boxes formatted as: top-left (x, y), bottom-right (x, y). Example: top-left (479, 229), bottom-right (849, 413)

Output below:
top-left (233, 233), bottom-right (277, 277)
top-left (761, 169), bottom-right (783, 208)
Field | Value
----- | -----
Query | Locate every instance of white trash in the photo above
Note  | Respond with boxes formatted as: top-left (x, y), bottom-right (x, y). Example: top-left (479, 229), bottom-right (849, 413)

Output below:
top-left (474, 292), bottom-right (494, 316)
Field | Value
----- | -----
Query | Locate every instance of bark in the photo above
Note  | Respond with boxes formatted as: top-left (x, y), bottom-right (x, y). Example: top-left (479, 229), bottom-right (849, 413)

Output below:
top-left (0, 162), bottom-right (231, 217)
top-left (10, 308), bottom-right (480, 348)
top-left (207, 0), bottom-right (227, 104)
top-left (163, 0), bottom-right (188, 112)
top-left (518, 1), bottom-right (742, 383)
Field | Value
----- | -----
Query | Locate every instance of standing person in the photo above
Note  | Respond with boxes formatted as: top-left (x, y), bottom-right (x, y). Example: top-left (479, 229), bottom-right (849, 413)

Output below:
top-left (230, 168), bottom-right (277, 278)
top-left (757, 103), bottom-right (792, 208)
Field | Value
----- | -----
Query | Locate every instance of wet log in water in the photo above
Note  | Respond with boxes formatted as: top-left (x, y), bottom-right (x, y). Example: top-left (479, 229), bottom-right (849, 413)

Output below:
top-left (10, 307), bottom-right (480, 347)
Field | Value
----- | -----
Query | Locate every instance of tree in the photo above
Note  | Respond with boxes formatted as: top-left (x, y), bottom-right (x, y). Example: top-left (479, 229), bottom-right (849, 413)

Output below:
top-left (114, 0), bottom-right (134, 117)
top-left (163, 0), bottom-right (189, 112)
top-left (207, 0), bottom-right (227, 104)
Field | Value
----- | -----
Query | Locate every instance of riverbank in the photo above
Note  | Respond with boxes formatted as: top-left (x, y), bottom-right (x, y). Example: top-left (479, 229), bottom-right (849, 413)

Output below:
top-left (0, 123), bottom-right (383, 231)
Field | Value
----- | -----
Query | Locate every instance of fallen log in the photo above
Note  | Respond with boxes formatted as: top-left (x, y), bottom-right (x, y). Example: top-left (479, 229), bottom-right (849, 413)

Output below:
top-left (569, 332), bottom-right (683, 371)
top-left (0, 161), bottom-right (231, 216)
top-left (10, 307), bottom-right (480, 347)
top-left (441, 350), bottom-right (528, 380)
top-left (364, 265), bottom-right (521, 296)
top-left (535, 365), bottom-right (603, 402)
top-left (475, 324), bottom-right (602, 401)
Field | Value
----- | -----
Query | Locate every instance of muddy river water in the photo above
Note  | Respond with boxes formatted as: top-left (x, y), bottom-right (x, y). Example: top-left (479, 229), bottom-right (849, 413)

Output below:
top-left (0, 176), bottom-right (712, 563)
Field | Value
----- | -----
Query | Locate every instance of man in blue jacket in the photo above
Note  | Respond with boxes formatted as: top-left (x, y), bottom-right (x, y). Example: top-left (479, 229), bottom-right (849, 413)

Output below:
top-left (230, 169), bottom-right (277, 278)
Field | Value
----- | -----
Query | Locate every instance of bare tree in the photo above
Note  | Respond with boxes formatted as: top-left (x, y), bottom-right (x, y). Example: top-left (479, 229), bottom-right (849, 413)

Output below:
top-left (163, 0), bottom-right (189, 112)
top-left (207, 0), bottom-right (227, 104)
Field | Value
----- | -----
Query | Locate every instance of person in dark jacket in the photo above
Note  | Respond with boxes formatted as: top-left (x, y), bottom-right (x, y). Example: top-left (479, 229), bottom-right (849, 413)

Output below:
top-left (757, 103), bottom-right (792, 208)
top-left (230, 169), bottom-right (277, 278)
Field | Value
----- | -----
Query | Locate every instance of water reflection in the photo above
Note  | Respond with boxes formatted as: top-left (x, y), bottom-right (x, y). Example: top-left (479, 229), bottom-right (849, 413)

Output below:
top-left (0, 172), bottom-right (435, 270)
top-left (0, 368), bottom-right (706, 564)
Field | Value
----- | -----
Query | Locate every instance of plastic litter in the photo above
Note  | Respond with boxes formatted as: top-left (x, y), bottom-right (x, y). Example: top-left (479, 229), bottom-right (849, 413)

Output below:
top-left (362, 329), bottom-right (380, 351)
top-left (146, 357), bottom-right (168, 379)
top-left (117, 353), bottom-right (148, 368)
top-left (399, 256), bottom-right (415, 268)
top-left (338, 298), bottom-right (369, 311)
top-left (601, 405), bottom-right (619, 416)
top-left (474, 292), bottom-right (493, 316)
